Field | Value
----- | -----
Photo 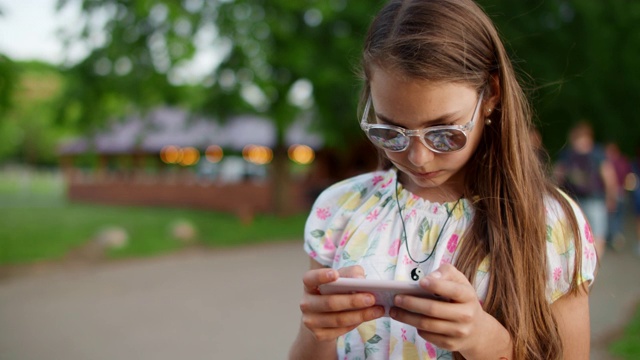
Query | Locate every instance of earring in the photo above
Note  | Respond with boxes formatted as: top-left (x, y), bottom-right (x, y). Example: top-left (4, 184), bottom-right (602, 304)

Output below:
top-left (485, 118), bottom-right (492, 125)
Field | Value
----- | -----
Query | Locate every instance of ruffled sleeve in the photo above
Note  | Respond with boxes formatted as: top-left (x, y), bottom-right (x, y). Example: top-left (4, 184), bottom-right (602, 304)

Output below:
top-left (304, 173), bottom-right (377, 266)
top-left (545, 192), bottom-right (598, 302)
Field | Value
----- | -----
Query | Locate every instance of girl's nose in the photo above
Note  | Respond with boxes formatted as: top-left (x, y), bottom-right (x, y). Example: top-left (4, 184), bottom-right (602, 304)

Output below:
top-left (406, 136), bottom-right (435, 166)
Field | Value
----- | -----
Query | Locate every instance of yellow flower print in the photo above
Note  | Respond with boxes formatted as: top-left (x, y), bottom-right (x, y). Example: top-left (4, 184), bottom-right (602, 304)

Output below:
top-left (345, 231), bottom-right (369, 260)
top-left (478, 256), bottom-right (490, 273)
top-left (547, 219), bottom-right (574, 256)
top-left (337, 190), bottom-right (362, 211)
top-left (402, 340), bottom-right (420, 359)
top-left (390, 336), bottom-right (398, 354)
top-left (361, 191), bottom-right (382, 213)
top-left (451, 200), bottom-right (465, 220)
top-left (421, 224), bottom-right (440, 253)
top-left (357, 320), bottom-right (377, 343)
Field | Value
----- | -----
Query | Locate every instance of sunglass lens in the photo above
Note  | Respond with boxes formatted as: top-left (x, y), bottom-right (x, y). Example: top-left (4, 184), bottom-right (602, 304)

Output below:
top-left (425, 129), bottom-right (467, 152)
top-left (368, 128), bottom-right (409, 151)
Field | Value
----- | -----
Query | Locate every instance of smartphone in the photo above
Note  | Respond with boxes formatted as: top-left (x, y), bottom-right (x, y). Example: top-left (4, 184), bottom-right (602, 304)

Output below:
top-left (318, 278), bottom-right (449, 314)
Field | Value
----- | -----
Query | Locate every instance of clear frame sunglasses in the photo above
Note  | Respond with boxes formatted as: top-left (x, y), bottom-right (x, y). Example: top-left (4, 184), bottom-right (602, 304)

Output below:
top-left (360, 92), bottom-right (484, 153)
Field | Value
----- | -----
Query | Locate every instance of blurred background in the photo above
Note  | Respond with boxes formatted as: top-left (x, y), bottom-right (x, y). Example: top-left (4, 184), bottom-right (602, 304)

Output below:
top-left (0, 0), bottom-right (638, 359)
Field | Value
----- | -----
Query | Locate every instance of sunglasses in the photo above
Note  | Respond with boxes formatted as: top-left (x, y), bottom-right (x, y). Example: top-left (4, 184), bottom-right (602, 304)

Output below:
top-left (360, 92), bottom-right (484, 153)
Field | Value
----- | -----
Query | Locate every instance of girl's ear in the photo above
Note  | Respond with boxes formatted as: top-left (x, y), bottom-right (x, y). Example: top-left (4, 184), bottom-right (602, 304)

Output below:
top-left (486, 73), bottom-right (501, 112)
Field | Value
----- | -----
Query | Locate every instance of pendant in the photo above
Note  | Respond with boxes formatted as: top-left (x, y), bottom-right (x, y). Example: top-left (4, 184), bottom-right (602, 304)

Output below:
top-left (410, 267), bottom-right (424, 281)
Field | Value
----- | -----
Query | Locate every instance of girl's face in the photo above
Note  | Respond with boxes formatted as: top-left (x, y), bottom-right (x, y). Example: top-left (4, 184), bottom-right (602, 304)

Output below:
top-left (369, 67), bottom-right (489, 202)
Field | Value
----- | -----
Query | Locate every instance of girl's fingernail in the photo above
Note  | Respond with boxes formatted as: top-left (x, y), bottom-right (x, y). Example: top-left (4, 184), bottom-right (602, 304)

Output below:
top-left (389, 308), bottom-right (397, 318)
top-left (430, 271), bottom-right (442, 278)
top-left (365, 295), bottom-right (375, 306)
top-left (394, 295), bottom-right (403, 306)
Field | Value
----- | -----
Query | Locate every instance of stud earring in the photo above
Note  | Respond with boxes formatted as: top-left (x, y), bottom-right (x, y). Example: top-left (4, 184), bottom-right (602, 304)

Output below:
top-left (485, 118), bottom-right (492, 125)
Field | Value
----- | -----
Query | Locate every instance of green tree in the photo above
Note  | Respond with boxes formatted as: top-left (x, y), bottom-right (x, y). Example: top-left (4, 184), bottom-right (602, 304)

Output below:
top-left (56, 0), bottom-right (378, 213)
top-left (479, 0), bottom-right (640, 157)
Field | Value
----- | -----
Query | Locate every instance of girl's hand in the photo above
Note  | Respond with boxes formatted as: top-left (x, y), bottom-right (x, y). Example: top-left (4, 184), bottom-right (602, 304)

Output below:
top-left (389, 263), bottom-right (509, 356)
top-left (299, 265), bottom-right (386, 341)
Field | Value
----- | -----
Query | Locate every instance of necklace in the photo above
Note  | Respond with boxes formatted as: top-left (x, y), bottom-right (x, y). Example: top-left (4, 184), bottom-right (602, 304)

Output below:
top-left (394, 175), bottom-right (461, 281)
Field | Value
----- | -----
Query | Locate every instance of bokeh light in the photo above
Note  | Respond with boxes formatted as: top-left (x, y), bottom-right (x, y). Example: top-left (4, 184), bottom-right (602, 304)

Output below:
top-left (288, 144), bottom-right (315, 165)
top-left (179, 147), bottom-right (200, 166)
top-left (242, 145), bottom-right (273, 165)
top-left (160, 145), bottom-right (182, 164)
top-left (205, 145), bottom-right (224, 163)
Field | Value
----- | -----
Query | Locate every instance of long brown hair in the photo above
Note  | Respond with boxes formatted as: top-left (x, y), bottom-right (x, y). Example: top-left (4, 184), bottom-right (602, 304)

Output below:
top-left (359, 1), bottom-right (587, 359)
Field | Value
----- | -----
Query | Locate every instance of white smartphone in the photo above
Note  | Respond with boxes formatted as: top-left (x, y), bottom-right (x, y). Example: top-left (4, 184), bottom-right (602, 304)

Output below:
top-left (318, 278), bottom-right (449, 315)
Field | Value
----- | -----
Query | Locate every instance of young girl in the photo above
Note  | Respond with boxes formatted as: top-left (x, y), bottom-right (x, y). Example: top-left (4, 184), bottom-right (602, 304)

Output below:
top-left (289, 1), bottom-right (596, 359)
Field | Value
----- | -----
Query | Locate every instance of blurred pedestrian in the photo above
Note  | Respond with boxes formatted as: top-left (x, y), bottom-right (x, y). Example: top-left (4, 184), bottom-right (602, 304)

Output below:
top-left (604, 141), bottom-right (631, 250)
top-left (554, 121), bottom-right (618, 258)
top-left (629, 146), bottom-right (640, 256)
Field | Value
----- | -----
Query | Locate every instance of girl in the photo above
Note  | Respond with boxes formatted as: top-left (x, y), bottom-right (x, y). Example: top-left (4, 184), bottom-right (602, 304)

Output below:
top-left (289, 0), bottom-right (596, 359)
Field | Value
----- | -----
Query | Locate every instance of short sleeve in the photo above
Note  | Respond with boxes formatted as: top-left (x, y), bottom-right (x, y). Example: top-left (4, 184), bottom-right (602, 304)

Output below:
top-left (545, 192), bottom-right (598, 302)
top-left (303, 173), bottom-right (375, 267)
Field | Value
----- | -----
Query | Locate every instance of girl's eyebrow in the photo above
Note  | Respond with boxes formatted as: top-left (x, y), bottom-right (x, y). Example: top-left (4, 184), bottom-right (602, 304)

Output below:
top-left (374, 111), bottom-right (460, 127)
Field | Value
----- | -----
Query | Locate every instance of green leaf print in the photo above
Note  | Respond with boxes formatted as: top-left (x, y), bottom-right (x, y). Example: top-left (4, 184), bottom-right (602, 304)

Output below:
top-left (367, 334), bottom-right (383, 344)
top-left (380, 195), bottom-right (393, 208)
top-left (363, 233), bottom-right (380, 259)
top-left (418, 218), bottom-right (431, 240)
top-left (364, 343), bottom-right (379, 359)
top-left (310, 229), bottom-right (325, 238)
top-left (546, 225), bottom-right (553, 242)
top-left (385, 264), bottom-right (396, 274)
top-left (382, 318), bottom-right (391, 331)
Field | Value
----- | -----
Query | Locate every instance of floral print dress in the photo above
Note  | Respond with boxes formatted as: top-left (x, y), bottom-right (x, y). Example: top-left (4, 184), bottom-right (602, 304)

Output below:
top-left (304, 168), bottom-right (597, 360)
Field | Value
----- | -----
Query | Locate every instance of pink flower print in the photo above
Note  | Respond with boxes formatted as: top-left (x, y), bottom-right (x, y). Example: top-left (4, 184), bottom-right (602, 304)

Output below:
top-left (584, 245), bottom-right (596, 260)
top-left (432, 205), bottom-right (439, 214)
top-left (425, 342), bottom-right (437, 358)
top-left (584, 223), bottom-right (594, 244)
top-left (388, 238), bottom-right (401, 256)
top-left (446, 234), bottom-right (459, 253)
top-left (401, 328), bottom-right (408, 341)
top-left (381, 177), bottom-right (393, 188)
top-left (403, 254), bottom-right (413, 265)
top-left (316, 207), bottom-right (331, 220)
top-left (372, 175), bottom-right (384, 186)
top-left (323, 240), bottom-right (336, 251)
top-left (339, 231), bottom-right (350, 246)
top-left (334, 253), bottom-right (341, 263)
top-left (366, 209), bottom-right (380, 222)
top-left (377, 222), bottom-right (388, 232)
top-left (440, 257), bottom-right (451, 265)
top-left (553, 266), bottom-right (562, 282)
top-left (404, 209), bottom-right (417, 221)
top-left (309, 250), bottom-right (317, 258)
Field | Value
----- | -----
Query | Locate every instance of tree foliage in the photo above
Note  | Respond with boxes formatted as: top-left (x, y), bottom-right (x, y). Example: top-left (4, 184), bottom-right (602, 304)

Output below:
top-left (479, 0), bottom-right (640, 156)
top-left (0, 0), bottom-right (619, 165)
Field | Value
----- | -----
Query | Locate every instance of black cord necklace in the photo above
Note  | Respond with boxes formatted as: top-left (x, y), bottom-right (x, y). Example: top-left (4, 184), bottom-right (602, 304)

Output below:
top-left (394, 175), bottom-right (461, 281)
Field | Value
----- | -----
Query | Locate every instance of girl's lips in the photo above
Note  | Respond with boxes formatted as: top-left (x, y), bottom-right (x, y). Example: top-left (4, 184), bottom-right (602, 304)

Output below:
top-left (411, 170), bottom-right (441, 179)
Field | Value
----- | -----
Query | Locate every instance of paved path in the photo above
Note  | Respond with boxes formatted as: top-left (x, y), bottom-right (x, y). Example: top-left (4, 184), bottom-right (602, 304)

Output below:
top-left (0, 238), bottom-right (638, 360)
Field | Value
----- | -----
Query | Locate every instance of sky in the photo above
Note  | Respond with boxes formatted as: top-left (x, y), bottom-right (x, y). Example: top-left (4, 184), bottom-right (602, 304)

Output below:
top-left (0, 0), bottom-right (87, 64)
top-left (0, 0), bottom-right (220, 83)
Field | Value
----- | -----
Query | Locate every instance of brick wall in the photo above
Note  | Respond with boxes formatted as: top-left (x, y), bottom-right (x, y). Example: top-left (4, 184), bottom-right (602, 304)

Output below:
top-left (66, 177), bottom-right (311, 221)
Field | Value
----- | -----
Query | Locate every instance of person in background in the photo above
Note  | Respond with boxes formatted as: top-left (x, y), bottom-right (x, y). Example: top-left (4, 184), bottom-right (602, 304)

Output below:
top-left (604, 142), bottom-right (631, 251)
top-left (289, 1), bottom-right (597, 359)
top-left (554, 122), bottom-right (618, 258)
top-left (629, 145), bottom-right (640, 256)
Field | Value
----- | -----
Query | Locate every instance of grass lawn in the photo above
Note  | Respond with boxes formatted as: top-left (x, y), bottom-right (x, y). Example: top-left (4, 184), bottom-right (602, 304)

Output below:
top-left (609, 303), bottom-right (640, 359)
top-left (0, 168), bottom-right (307, 265)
